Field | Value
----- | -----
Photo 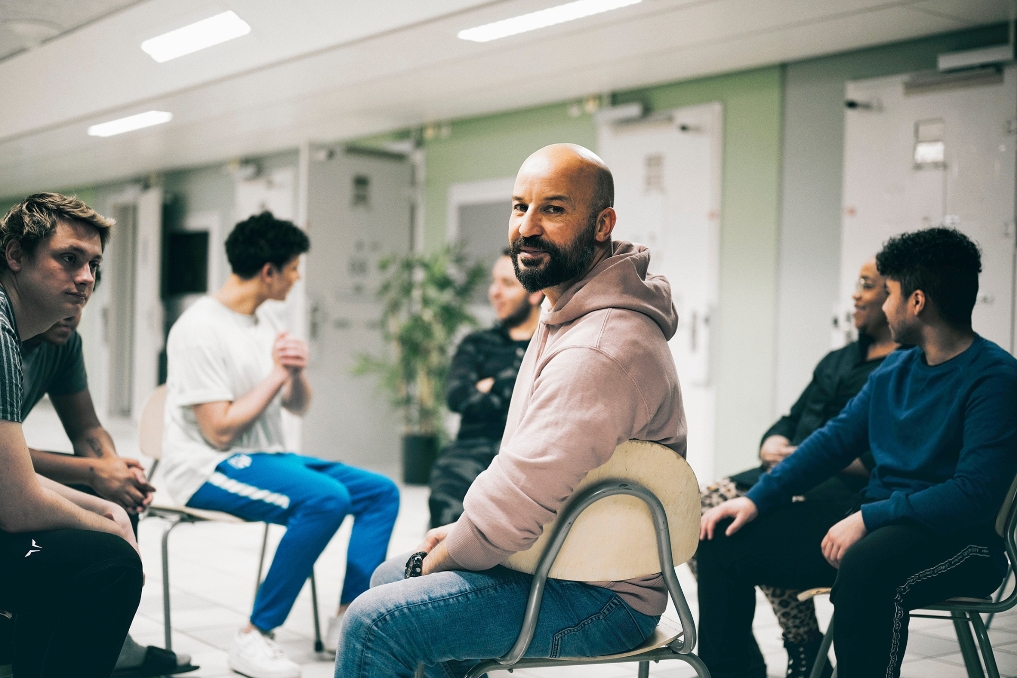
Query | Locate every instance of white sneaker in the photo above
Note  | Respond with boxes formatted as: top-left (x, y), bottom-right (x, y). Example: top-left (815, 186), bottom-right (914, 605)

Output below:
top-left (323, 614), bottom-right (344, 654)
top-left (228, 629), bottom-right (301, 678)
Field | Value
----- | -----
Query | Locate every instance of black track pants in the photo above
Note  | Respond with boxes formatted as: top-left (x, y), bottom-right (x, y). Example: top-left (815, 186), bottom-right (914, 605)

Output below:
top-left (0, 528), bottom-right (143, 678)
top-left (832, 523), bottom-right (1002, 677)
top-left (696, 498), bottom-right (1005, 678)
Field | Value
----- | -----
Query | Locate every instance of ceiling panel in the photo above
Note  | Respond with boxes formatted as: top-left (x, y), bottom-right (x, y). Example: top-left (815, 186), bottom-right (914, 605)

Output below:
top-left (910, 0), bottom-right (1011, 25)
top-left (0, 0), bottom-right (142, 60)
top-left (0, 0), bottom-right (1008, 196)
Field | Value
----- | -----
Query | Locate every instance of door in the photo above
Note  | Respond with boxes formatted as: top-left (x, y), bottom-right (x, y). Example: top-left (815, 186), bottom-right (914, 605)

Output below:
top-left (841, 67), bottom-right (1017, 353)
top-left (447, 176), bottom-right (516, 319)
top-left (133, 186), bottom-right (164, 418)
top-left (598, 102), bottom-right (723, 483)
top-left (302, 145), bottom-right (413, 471)
top-left (104, 186), bottom-right (163, 420)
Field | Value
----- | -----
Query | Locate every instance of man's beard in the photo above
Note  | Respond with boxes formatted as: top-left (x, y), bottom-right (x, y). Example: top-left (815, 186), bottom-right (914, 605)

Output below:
top-left (887, 314), bottom-right (921, 346)
top-left (510, 215), bottom-right (598, 294)
top-left (500, 295), bottom-right (535, 329)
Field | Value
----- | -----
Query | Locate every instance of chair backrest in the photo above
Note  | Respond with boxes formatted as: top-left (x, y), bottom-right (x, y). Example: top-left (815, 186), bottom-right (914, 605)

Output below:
top-left (996, 472), bottom-right (1017, 538)
top-left (139, 385), bottom-right (168, 461)
top-left (502, 440), bottom-right (700, 582)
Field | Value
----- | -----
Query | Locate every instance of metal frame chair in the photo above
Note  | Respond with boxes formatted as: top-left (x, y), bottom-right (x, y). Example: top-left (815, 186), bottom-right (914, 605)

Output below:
top-left (139, 386), bottom-right (324, 653)
top-left (798, 472), bottom-right (1017, 678)
top-left (414, 440), bottom-right (709, 678)
top-left (462, 480), bottom-right (709, 678)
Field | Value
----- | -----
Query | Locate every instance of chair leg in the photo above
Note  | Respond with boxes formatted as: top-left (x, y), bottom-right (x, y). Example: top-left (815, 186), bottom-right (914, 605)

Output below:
top-left (809, 618), bottom-right (834, 678)
top-left (637, 660), bottom-right (650, 678)
top-left (414, 663), bottom-right (425, 678)
top-left (953, 612), bottom-right (987, 678)
top-left (160, 517), bottom-right (185, 652)
top-left (969, 611), bottom-right (1000, 678)
top-left (310, 570), bottom-right (323, 652)
top-left (681, 651), bottom-right (712, 678)
top-left (986, 566), bottom-right (1012, 630)
top-left (255, 523), bottom-right (270, 602)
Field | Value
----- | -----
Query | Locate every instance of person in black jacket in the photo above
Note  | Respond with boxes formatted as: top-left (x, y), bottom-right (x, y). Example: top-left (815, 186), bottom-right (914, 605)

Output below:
top-left (692, 257), bottom-right (899, 678)
top-left (428, 251), bottom-right (542, 528)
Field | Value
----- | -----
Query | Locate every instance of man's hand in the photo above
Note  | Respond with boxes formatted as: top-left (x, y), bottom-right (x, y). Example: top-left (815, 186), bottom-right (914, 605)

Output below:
top-left (701, 497), bottom-right (759, 540)
top-left (414, 525), bottom-right (462, 576)
top-left (90, 457), bottom-right (156, 513)
top-left (821, 511), bottom-right (867, 568)
top-left (475, 377), bottom-right (495, 394)
top-left (416, 524), bottom-right (452, 555)
top-left (759, 435), bottom-right (796, 468)
top-left (273, 332), bottom-right (309, 374)
top-left (101, 501), bottom-right (141, 556)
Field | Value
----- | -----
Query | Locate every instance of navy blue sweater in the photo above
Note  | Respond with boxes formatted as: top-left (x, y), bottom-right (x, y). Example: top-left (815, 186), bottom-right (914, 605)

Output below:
top-left (747, 336), bottom-right (1017, 534)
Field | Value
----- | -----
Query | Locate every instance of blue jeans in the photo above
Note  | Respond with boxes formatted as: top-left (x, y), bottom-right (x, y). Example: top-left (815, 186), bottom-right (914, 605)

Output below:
top-left (188, 452), bottom-right (399, 631)
top-left (334, 555), bottom-right (660, 678)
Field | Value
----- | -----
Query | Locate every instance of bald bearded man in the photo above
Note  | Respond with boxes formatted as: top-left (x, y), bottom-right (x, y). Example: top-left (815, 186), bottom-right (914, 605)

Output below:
top-left (334, 144), bottom-right (685, 678)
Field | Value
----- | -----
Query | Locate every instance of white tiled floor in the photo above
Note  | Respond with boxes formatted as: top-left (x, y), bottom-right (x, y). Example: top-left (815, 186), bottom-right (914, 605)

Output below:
top-left (20, 402), bottom-right (1017, 678)
top-left (130, 483), bottom-right (1017, 678)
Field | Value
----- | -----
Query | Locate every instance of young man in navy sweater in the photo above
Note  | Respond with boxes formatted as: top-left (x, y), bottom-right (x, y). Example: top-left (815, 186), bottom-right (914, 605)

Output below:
top-left (698, 227), bottom-right (1017, 678)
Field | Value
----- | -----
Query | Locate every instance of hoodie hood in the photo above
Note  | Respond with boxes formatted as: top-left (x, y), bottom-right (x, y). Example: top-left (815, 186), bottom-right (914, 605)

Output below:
top-left (544, 241), bottom-right (678, 340)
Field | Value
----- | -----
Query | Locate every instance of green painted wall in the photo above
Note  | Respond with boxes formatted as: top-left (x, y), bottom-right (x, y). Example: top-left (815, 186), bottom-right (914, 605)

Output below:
top-left (616, 67), bottom-right (784, 477)
top-left (0, 186), bottom-right (98, 219)
top-left (420, 102), bottom-right (598, 252)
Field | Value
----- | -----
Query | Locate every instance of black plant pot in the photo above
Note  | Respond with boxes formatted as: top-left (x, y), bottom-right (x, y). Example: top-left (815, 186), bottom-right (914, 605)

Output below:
top-left (402, 434), bottom-right (439, 485)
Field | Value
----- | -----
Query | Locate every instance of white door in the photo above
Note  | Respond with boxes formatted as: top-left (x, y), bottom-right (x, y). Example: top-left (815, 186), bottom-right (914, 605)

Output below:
top-left (841, 67), bottom-right (1017, 353)
top-left (598, 102), bottom-right (723, 483)
top-left (302, 146), bottom-right (413, 471)
top-left (132, 186), bottom-right (164, 418)
top-left (101, 185), bottom-right (163, 420)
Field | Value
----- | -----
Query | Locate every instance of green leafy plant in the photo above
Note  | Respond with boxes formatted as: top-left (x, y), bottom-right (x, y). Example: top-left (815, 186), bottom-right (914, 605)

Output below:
top-left (354, 245), bottom-right (486, 436)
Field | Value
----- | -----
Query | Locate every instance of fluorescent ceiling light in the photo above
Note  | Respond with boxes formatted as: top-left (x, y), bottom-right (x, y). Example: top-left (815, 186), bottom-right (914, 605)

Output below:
top-left (141, 10), bottom-right (251, 63)
top-left (88, 111), bottom-right (173, 137)
top-left (458, 0), bottom-right (641, 43)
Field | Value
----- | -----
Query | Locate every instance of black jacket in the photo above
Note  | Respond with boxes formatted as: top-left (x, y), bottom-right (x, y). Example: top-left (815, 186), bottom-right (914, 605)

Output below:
top-left (445, 325), bottom-right (530, 441)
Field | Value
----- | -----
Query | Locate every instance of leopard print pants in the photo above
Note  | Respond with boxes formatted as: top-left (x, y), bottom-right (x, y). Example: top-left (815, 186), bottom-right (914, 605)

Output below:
top-left (689, 477), bottom-right (822, 645)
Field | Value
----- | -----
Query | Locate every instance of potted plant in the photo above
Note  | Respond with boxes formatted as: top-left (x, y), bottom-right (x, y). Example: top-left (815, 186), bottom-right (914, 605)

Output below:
top-left (355, 245), bottom-right (485, 484)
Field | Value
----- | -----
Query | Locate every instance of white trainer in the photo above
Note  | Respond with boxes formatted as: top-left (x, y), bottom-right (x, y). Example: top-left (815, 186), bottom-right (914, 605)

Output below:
top-left (323, 614), bottom-right (344, 654)
top-left (228, 629), bottom-right (301, 678)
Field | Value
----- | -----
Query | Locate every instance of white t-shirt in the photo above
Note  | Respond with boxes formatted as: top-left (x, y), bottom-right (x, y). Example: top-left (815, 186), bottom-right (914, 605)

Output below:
top-left (160, 296), bottom-right (287, 505)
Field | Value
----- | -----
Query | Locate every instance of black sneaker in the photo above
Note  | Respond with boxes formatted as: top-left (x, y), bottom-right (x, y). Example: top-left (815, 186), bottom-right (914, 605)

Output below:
top-left (784, 638), bottom-right (833, 678)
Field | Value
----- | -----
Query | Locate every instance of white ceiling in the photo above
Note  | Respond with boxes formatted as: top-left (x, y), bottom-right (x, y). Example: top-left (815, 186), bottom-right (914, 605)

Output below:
top-left (0, 0), bottom-right (1009, 197)
top-left (0, 0), bottom-right (142, 60)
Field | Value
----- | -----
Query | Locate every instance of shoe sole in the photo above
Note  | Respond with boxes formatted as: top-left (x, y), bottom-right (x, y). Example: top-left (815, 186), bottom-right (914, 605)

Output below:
top-left (228, 659), bottom-right (300, 678)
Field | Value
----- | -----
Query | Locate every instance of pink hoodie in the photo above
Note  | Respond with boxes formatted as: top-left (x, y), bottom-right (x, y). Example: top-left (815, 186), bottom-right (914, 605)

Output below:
top-left (443, 241), bottom-right (686, 615)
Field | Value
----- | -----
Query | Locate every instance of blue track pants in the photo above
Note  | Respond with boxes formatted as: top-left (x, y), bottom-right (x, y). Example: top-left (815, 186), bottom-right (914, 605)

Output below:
top-left (187, 452), bottom-right (400, 631)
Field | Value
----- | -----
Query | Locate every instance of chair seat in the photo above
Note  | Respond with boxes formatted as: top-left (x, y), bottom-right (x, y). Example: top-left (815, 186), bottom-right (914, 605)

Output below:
top-left (553, 615), bottom-right (684, 662)
top-left (926, 597), bottom-right (993, 607)
top-left (797, 587), bottom-right (832, 602)
top-left (147, 502), bottom-right (247, 524)
top-left (796, 587), bottom-right (991, 609)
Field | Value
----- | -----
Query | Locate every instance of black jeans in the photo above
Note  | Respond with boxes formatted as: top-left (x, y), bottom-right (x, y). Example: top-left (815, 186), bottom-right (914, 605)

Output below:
top-left (0, 528), bottom-right (143, 678)
top-left (427, 437), bottom-right (499, 529)
top-left (696, 497), bottom-right (1006, 678)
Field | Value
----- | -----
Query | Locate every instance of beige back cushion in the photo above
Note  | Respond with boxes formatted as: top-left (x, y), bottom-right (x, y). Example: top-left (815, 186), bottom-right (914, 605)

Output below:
top-left (139, 385), bottom-right (168, 461)
top-left (501, 440), bottom-right (700, 582)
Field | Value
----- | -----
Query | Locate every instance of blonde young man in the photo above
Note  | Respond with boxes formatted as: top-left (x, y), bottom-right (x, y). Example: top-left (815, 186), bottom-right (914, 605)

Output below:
top-left (0, 194), bottom-right (142, 678)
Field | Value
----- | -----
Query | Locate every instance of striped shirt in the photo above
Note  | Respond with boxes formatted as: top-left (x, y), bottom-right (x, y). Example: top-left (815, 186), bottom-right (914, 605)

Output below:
top-left (21, 332), bottom-right (88, 420)
top-left (0, 285), bottom-right (23, 422)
